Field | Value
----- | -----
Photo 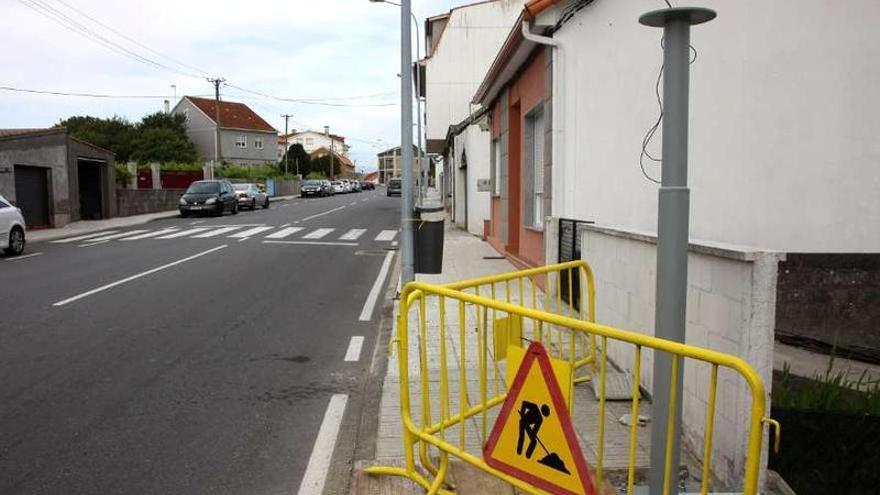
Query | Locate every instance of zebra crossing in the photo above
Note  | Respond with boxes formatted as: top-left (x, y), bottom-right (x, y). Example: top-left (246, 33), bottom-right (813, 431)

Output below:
top-left (51, 225), bottom-right (399, 245)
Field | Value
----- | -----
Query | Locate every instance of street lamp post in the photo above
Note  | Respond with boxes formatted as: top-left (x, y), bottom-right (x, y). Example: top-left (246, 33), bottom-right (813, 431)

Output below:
top-left (371, 0), bottom-right (416, 284)
top-left (324, 125), bottom-right (335, 180)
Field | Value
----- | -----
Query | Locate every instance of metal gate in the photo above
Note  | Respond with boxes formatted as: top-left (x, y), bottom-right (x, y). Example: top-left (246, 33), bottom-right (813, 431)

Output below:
top-left (558, 218), bottom-right (593, 311)
top-left (14, 165), bottom-right (50, 227)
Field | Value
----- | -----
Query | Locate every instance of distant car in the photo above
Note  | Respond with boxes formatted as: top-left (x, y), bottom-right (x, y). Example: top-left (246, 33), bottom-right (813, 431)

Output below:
top-left (321, 180), bottom-right (335, 196)
top-left (233, 183), bottom-right (269, 209)
top-left (351, 180), bottom-right (362, 192)
top-left (342, 180), bottom-right (353, 193)
top-left (179, 180), bottom-right (238, 217)
top-left (387, 178), bottom-right (402, 197)
top-left (301, 180), bottom-right (324, 198)
top-left (331, 181), bottom-right (345, 194)
top-left (0, 193), bottom-right (26, 256)
top-left (361, 181), bottom-right (375, 190)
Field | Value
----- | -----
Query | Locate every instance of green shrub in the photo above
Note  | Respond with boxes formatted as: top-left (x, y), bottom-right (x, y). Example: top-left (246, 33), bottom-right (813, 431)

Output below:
top-left (114, 164), bottom-right (133, 187)
top-left (305, 171), bottom-right (327, 180)
top-left (773, 361), bottom-right (880, 415)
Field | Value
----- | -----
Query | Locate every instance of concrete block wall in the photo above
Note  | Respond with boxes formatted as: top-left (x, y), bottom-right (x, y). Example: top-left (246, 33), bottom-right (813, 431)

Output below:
top-left (116, 189), bottom-right (185, 217)
top-left (580, 224), bottom-right (783, 488)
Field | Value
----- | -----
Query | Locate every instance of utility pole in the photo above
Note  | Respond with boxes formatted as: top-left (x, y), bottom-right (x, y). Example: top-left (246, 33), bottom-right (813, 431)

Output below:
top-left (399, 0), bottom-right (415, 284)
top-left (282, 114), bottom-right (293, 175)
top-left (324, 126), bottom-right (335, 180)
top-left (207, 77), bottom-right (226, 180)
top-left (638, 7), bottom-right (716, 495)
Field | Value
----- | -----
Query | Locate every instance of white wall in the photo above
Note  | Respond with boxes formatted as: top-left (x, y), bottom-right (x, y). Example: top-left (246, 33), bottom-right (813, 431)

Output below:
top-left (551, 0), bottom-right (880, 252)
top-left (582, 225), bottom-right (782, 489)
top-left (286, 131), bottom-right (346, 156)
top-left (452, 123), bottom-right (492, 236)
top-left (424, 0), bottom-right (524, 142)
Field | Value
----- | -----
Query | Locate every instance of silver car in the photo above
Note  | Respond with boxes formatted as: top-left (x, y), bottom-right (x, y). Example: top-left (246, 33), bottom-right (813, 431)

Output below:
top-left (233, 183), bottom-right (270, 210)
top-left (0, 193), bottom-right (26, 256)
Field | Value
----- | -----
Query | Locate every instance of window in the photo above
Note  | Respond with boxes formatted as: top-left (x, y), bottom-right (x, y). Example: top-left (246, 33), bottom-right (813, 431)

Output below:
top-left (524, 107), bottom-right (545, 228)
top-left (492, 139), bottom-right (501, 196)
top-left (305, 137), bottom-right (314, 146)
top-left (254, 137), bottom-right (264, 149)
top-left (0, 199), bottom-right (9, 209)
top-left (235, 135), bottom-right (247, 148)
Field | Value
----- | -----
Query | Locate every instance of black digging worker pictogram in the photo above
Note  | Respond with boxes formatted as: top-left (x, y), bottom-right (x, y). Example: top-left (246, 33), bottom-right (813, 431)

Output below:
top-left (515, 400), bottom-right (570, 474)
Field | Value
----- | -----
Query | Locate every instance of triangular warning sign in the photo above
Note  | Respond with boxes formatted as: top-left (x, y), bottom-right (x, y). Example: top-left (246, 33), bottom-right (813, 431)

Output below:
top-left (484, 342), bottom-right (595, 495)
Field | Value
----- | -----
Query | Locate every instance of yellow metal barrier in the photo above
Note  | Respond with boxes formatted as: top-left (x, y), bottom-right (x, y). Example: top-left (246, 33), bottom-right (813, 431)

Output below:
top-left (365, 261), bottom-right (768, 495)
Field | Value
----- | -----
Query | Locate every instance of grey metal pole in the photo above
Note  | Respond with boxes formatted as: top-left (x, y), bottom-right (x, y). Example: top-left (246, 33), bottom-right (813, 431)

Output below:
top-left (414, 23), bottom-right (423, 206)
top-left (639, 8), bottom-right (715, 495)
top-left (400, 0), bottom-right (415, 284)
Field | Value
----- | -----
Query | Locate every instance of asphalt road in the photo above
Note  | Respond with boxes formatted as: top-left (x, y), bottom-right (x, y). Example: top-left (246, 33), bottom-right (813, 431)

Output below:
top-left (0, 189), bottom-right (399, 494)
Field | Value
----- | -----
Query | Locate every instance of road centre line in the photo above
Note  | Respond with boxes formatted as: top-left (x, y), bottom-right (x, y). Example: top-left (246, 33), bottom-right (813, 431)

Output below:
top-left (358, 250), bottom-right (395, 321)
top-left (262, 240), bottom-right (358, 247)
top-left (79, 240), bottom-right (110, 247)
top-left (344, 336), bottom-right (365, 362)
top-left (298, 205), bottom-right (345, 222)
top-left (4, 252), bottom-right (43, 261)
top-left (52, 245), bottom-right (228, 307)
top-left (296, 394), bottom-right (348, 495)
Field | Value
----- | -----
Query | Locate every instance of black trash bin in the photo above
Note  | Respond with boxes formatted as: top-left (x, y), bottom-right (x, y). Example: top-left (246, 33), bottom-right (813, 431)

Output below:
top-left (414, 205), bottom-right (445, 274)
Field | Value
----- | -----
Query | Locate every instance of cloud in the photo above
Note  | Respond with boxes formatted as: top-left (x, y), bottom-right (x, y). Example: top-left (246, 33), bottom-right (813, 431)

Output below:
top-left (1, 0), bottom-right (470, 169)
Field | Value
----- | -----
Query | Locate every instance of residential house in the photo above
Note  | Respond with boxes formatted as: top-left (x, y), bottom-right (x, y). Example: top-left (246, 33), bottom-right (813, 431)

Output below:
top-left (0, 128), bottom-right (116, 228)
top-left (279, 130), bottom-right (349, 158)
top-left (310, 146), bottom-right (356, 179)
top-left (376, 145), bottom-right (422, 185)
top-left (471, 0), bottom-right (880, 489)
top-left (172, 96), bottom-right (277, 166)
top-left (422, 0), bottom-right (524, 236)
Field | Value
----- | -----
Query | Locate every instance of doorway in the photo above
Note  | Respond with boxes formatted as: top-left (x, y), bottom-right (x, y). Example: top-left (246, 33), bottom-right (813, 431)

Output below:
top-left (78, 159), bottom-right (104, 220)
top-left (13, 165), bottom-right (50, 228)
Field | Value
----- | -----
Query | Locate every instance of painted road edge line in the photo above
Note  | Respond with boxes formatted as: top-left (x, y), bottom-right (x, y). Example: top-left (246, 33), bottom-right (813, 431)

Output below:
top-left (344, 336), bottom-right (365, 362)
top-left (358, 250), bottom-right (395, 321)
top-left (296, 394), bottom-right (348, 495)
top-left (53, 245), bottom-right (228, 307)
top-left (5, 252), bottom-right (43, 261)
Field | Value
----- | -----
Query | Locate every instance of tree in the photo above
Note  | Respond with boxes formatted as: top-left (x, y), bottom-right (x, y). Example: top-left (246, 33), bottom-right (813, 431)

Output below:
top-left (310, 155), bottom-right (342, 178)
top-left (279, 143), bottom-right (311, 175)
top-left (60, 115), bottom-right (135, 162)
top-left (130, 127), bottom-right (198, 164)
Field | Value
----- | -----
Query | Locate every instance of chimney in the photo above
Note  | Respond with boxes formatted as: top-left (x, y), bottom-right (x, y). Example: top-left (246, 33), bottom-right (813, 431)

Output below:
top-left (164, 99), bottom-right (170, 114)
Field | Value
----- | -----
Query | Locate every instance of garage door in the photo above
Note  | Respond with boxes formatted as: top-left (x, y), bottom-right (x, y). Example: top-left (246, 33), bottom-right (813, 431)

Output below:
top-left (14, 165), bottom-right (50, 228)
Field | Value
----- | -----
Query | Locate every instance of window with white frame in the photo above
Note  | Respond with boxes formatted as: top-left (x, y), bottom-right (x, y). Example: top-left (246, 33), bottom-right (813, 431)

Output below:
top-left (235, 135), bottom-right (247, 148)
top-left (254, 137), bottom-right (264, 149)
top-left (524, 107), bottom-right (545, 228)
top-left (492, 138), bottom-right (501, 196)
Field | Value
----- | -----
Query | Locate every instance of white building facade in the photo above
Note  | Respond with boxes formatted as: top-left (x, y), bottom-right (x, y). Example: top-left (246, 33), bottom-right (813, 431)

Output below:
top-left (423, 0), bottom-right (524, 236)
top-left (278, 130), bottom-right (348, 159)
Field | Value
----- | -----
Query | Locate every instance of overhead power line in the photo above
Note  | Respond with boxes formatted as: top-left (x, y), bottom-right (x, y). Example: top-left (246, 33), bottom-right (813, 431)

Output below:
top-left (224, 84), bottom-right (397, 107)
top-left (17, 0), bottom-right (202, 79)
top-left (0, 85), bottom-right (211, 99)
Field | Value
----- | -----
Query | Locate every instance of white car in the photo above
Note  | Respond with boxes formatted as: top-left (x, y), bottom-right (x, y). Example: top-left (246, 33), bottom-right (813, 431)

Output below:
top-left (0, 193), bottom-right (26, 256)
top-left (342, 180), bottom-right (353, 193)
top-left (331, 181), bottom-right (345, 194)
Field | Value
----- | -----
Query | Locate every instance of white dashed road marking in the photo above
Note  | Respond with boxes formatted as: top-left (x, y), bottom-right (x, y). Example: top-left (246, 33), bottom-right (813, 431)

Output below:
top-left (120, 228), bottom-right (179, 240)
top-left (157, 228), bottom-right (210, 239)
top-left (374, 230), bottom-right (398, 242)
top-left (192, 227), bottom-right (242, 238)
top-left (51, 231), bottom-right (119, 243)
top-left (264, 227), bottom-right (304, 239)
top-left (302, 228), bottom-right (334, 240)
top-left (228, 226), bottom-right (274, 238)
top-left (296, 394), bottom-right (348, 495)
top-left (339, 229), bottom-right (366, 241)
top-left (344, 336), bottom-right (365, 362)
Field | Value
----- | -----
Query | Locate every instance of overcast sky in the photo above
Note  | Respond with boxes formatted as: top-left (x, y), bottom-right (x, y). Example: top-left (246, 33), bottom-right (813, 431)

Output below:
top-left (0, 0), bottom-right (470, 171)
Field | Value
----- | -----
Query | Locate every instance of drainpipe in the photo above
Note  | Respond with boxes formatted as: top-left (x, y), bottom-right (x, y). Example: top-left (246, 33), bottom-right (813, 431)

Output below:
top-left (521, 19), bottom-right (558, 47)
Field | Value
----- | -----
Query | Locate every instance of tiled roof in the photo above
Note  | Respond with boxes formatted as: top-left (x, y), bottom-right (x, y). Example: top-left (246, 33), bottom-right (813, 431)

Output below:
top-left (185, 96), bottom-right (276, 132)
top-left (0, 128), bottom-right (53, 138)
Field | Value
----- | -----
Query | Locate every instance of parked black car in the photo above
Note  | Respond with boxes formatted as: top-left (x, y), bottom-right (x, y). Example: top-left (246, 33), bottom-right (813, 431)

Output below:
top-left (179, 180), bottom-right (239, 217)
top-left (387, 178), bottom-right (402, 197)
top-left (301, 180), bottom-right (324, 197)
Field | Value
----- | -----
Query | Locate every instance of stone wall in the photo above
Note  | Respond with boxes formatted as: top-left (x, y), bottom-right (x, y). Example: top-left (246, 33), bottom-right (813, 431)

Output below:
top-left (776, 253), bottom-right (880, 363)
top-left (116, 189), bottom-right (183, 217)
top-left (581, 224), bottom-right (783, 488)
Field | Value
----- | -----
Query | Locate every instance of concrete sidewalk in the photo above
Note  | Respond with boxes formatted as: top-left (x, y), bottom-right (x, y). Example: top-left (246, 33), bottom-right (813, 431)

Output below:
top-left (362, 224), bottom-right (652, 494)
top-left (27, 194), bottom-right (298, 244)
